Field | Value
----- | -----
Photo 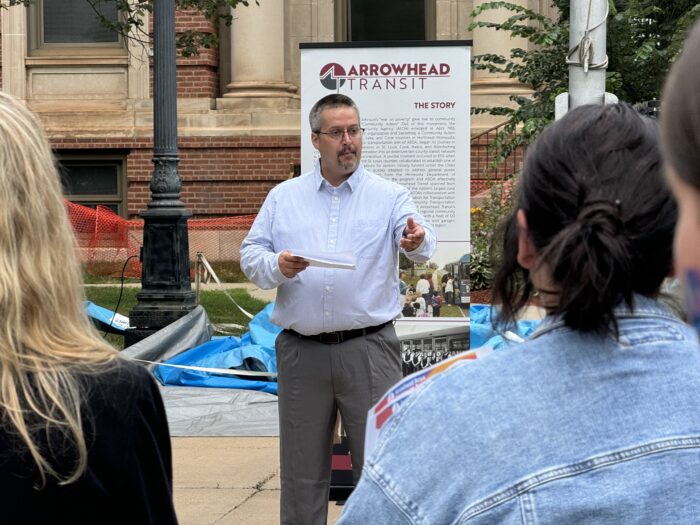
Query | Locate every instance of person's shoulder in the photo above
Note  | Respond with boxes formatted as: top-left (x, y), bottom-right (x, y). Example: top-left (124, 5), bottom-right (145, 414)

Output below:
top-left (371, 353), bottom-right (485, 443)
top-left (80, 357), bottom-right (158, 406)
top-left (78, 358), bottom-right (169, 444)
top-left (360, 352), bottom-right (502, 509)
top-left (268, 170), bottom-right (316, 196)
top-left (371, 343), bottom-right (543, 448)
top-left (104, 356), bottom-right (152, 381)
top-left (362, 168), bottom-right (405, 193)
top-left (365, 343), bottom-right (554, 447)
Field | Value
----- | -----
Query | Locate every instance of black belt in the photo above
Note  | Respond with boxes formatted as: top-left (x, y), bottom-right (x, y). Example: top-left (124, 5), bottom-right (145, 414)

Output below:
top-left (284, 321), bottom-right (392, 345)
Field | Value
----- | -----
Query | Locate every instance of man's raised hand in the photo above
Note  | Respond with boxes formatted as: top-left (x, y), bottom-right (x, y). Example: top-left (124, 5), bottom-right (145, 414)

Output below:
top-left (400, 217), bottom-right (425, 252)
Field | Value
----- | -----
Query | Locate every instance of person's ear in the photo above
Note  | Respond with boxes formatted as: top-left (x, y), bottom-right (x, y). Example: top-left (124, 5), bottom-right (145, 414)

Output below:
top-left (311, 131), bottom-right (320, 150)
top-left (516, 209), bottom-right (537, 270)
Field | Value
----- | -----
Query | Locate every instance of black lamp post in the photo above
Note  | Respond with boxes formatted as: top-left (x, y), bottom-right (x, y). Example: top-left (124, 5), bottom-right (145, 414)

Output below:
top-left (124, 0), bottom-right (196, 346)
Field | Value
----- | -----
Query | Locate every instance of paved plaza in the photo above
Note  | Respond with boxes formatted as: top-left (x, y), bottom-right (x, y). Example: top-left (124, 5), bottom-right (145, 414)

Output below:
top-left (172, 437), bottom-right (344, 524)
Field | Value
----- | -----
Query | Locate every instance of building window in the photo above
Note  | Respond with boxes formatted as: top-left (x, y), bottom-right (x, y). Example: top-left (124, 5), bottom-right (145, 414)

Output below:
top-left (59, 157), bottom-right (126, 217)
top-left (335, 0), bottom-right (435, 42)
top-left (29, 0), bottom-right (125, 55)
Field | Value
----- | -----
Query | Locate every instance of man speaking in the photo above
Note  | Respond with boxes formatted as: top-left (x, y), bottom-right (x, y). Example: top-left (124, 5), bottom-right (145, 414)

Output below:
top-left (241, 94), bottom-right (435, 525)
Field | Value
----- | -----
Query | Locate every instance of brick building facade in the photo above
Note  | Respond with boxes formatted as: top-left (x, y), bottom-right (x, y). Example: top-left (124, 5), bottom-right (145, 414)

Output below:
top-left (0, 1), bottom-right (547, 219)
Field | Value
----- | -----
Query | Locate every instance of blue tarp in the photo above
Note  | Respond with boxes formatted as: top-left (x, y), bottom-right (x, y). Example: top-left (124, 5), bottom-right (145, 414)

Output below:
top-left (153, 303), bottom-right (282, 395)
top-left (470, 304), bottom-right (541, 350)
top-left (85, 300), bottom-right (129, 334)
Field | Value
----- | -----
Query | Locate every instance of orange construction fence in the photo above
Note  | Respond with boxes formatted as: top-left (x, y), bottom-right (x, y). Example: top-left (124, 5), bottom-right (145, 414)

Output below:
top-left (66, 201), bottom-right (255, 278)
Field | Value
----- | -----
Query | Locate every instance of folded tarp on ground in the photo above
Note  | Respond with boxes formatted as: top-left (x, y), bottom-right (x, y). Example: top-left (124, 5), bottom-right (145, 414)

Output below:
top-left (160, 385), bottom-right (279, 436)
top-left (121, 305), bottom-right (213, 364)
top-left (470, 304), bottom-right (541, 350)
top-left (153, 303), bottom-right (281, 395)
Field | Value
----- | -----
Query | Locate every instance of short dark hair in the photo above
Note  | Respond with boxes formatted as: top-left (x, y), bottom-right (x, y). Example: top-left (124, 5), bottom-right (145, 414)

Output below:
top-left (493, 103), bottom-right (677, 335)
top-left (309, 94), bottom-right (360, 132)
top-left (660, 20), bottom-right (700, 191)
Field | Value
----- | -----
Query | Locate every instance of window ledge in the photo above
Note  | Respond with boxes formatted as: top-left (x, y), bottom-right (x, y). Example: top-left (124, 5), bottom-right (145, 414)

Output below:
top-left (25, 56), bottom-right (130, 67)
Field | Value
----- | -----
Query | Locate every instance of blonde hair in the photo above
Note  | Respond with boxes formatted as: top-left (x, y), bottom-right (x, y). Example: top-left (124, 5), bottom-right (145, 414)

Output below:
top-left (0, 93), bottom-right (118, 485)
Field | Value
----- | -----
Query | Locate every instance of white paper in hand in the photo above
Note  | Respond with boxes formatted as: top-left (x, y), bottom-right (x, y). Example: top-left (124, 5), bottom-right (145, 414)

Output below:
top-left (292, 250), bottom-right (356, 270)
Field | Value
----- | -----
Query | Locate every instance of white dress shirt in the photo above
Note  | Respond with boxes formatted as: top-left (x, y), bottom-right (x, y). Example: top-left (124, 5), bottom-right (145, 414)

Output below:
top-left (240, 163), bottom-right (436, 335)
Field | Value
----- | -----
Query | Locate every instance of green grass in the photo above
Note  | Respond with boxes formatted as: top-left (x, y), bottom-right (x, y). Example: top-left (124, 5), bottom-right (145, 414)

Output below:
top-left (82, 274), bottom-right (141, 285)
top-left (81, 261), bottom-right (141, 284)
top-left (84, 286), bottom-right (270, 349)
top-left (82, 261), bottom-right (249, 285)
top-left (440, 304), bottom-right (464, 318)
top-left (201, 261), bottom-right (249, 283)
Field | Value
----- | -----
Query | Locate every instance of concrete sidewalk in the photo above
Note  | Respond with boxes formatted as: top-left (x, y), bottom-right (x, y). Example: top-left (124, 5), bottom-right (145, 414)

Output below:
top-left (172, 437), bottom-right (344, 524)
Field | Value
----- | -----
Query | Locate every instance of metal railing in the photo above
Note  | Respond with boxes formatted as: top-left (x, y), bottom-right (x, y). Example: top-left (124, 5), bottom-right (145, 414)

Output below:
top-left (470, 120), bottom-right (523, 183)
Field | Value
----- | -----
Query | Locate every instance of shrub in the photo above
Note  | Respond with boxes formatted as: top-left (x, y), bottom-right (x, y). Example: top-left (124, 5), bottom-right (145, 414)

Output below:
top-left (470, 178), bottom-right (517, 290)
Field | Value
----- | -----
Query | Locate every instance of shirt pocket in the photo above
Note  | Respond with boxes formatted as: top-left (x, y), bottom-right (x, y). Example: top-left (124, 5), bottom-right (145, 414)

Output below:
top-left (351, 219), bottom-right (389, 259)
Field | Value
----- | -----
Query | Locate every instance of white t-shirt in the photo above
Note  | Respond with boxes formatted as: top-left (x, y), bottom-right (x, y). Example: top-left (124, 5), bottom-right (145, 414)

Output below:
top-left (416, 279), bottom-right (430, 295)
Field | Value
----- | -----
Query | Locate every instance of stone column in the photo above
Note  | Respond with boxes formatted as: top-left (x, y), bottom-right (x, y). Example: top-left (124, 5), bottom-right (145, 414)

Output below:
top-left (1, 5), bottom-right (27, 99)
top-left (286, 0), bottom-right (334, 92)
top-left (224, 0), bottom-right (298, 100)
top-left (472, 0), bottom-right (533, 82)
top-left (127, 7), bottom-right (150, 100)
top-left (436, 0), bottom-right (471, 41)
top-left (471, 0), bottom-right (533, 132)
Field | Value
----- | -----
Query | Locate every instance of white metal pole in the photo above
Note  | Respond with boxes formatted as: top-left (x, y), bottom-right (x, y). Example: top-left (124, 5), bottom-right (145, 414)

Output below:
top-left (568, 0), bottom-right (608, 108)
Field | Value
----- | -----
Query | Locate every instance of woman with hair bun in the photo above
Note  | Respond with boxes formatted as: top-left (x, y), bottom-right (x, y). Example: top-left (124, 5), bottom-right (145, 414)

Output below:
top-left (0, 93), bottom-right (177, 523)
top-left (339, 103), bottom-right (700, 524)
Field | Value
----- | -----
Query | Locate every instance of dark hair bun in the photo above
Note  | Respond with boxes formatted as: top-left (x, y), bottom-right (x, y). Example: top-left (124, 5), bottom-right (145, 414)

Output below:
top-left (492, 103), bottom-right (677, 336)
top-left (544, 199), bottom-right (632, 333)
top-left (575, 200), bottom-right (624, 238)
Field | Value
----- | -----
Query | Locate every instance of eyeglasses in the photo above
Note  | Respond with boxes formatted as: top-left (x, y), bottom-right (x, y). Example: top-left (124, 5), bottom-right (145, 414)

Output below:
top-left (315, 127), bottom-right (364, 141)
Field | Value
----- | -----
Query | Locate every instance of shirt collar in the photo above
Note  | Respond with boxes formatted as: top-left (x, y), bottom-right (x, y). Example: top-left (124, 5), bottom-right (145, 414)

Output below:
top-left (314, 162), bottom-right (365, 192)
top-left (528, 294), bottom-right (678, 340)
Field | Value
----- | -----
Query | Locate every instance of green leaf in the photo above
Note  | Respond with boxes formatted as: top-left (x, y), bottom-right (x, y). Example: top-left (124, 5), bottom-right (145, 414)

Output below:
top-left (469, 0), bottom-right (698, 167)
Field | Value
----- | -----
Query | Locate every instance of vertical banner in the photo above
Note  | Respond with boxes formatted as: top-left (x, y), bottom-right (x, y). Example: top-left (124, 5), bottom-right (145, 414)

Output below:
top-left (300, 42), bottom-right (471, 315)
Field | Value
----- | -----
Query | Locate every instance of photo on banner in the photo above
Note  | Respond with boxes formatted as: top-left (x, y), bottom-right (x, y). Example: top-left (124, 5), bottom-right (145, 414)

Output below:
top-left (300, 41), bottom-right (471, 323)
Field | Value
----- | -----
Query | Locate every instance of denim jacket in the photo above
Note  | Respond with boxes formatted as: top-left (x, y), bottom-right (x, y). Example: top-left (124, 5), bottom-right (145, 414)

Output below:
top-left (339, 296), bottom-right (700, 524)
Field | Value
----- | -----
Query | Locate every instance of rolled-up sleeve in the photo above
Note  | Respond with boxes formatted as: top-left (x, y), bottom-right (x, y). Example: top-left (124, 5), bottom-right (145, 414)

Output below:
top-left (240, 192), bottom-right (289, 290)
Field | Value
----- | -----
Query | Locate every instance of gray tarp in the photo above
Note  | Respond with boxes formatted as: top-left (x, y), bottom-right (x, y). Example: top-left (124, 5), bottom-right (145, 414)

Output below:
top-left (123, 305), bottom-right (279, 436)
top-left (121, 305), bottom-right (213, 365)
top-left (124, 306), bottom-right (470, 437)
top-left (160, 386), bottom-right (279, 437)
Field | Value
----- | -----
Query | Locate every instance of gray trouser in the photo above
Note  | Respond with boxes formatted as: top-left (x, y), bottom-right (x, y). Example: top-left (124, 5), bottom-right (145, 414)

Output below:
top-left (275, 323), bottom-right (403, 525)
